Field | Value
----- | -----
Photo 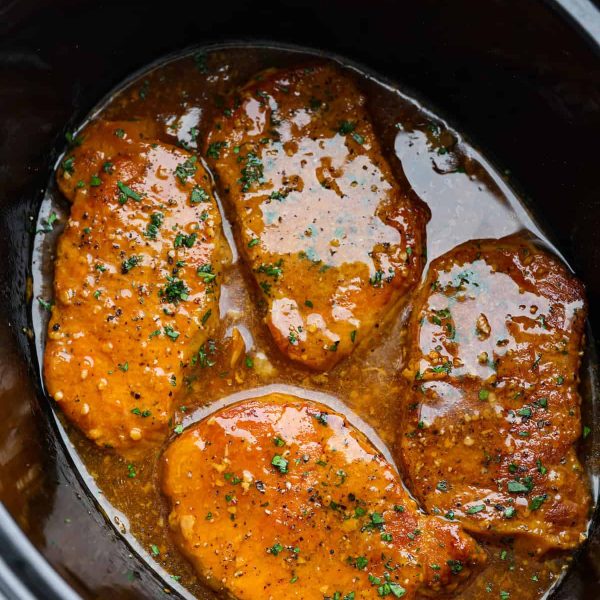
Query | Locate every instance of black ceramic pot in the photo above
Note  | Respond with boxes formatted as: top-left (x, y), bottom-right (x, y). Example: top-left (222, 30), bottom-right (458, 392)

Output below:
top-left (0, 0), bottom-right (599, 598)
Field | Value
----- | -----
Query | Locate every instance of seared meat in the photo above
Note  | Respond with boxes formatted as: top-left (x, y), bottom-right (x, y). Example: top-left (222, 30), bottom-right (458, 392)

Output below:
top-left (205, 64), bottom-right (428, 371)
top-left (161, 394), bottom-right (483, 599)
top-left (400, 234), bottom-right (590, 552)
top-left (44, 120), bottom-right (229, 455)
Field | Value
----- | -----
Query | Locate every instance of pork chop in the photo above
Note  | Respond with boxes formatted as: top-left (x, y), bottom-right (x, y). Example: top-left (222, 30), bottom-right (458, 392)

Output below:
top-left (400, 234), bottom-right (590, 553)
top-left (44, 120), bottom-right (229, 455)
top-left (205, 64), bottom-right (428, 370)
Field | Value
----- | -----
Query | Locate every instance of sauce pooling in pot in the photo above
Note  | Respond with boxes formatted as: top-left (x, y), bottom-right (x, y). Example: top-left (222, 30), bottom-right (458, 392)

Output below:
top-left (32, 45), bottom-right (593, 600)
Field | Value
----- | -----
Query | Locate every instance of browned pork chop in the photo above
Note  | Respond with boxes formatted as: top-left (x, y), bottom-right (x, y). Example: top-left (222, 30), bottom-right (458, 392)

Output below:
top-left (400, 234), bottom-right (590, 553)
top-left (205, 64), bottom-right (428, 371)
top-left (162, 394), bottom-right (483, 599)
top-left (45, 120), bottom-right (229, 455)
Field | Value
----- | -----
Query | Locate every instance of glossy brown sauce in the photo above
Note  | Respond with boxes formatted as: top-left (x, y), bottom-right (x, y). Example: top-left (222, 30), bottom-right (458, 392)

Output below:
top-left (31, 45), bottom-right (592, 599)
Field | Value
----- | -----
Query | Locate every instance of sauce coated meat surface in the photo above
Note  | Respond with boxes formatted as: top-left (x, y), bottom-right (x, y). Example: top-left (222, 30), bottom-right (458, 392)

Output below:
top-left (161, 394), bottom-right (483, 599)
top-left (44, 120), bottom-right (229, 455)
top-left (400, 234), bottom-right (590, 552)
top-left (57, 120), bottom-right (159, 202)
top-left (205, 64), bottom-right (428, 371)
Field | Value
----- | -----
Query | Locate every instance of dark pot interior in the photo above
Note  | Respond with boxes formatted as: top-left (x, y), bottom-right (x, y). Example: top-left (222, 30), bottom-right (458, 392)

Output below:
top-left (0, 0), bottom-right (599, 598)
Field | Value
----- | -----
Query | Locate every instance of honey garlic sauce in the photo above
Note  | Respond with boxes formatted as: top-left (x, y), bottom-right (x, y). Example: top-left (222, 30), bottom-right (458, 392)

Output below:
top-left (32, 45), bottom-right (589, 600)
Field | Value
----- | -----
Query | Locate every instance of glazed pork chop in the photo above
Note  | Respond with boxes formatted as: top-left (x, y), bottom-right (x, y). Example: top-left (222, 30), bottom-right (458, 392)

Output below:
top-left (161, 394), bottom-right (483, 600)
top-left (400, 234), bottom-right (590, 553)
top-left (205, 64), bottom-right (428, 371)
top-left (44, 120), bottom-right (229, 455)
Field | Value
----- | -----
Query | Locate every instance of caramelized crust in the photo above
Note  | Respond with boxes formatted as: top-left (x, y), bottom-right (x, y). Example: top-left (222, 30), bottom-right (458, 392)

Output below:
top-left (400, 234), bottom-right (590, 552)
top-left (162, 394), bottom-right (483, 599)
top-left (205, 64), bottom-right (428, 371)
top-left (44, 120), bottom-right (229, 455)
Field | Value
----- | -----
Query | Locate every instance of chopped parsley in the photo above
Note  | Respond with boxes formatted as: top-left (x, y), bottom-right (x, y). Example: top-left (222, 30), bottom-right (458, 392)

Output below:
top-left (271, 454), bottom-right (288, 474)
top-left (192, 340), bottom-right (217, 368)
top-left (351, 132), bottom-right (364, 145)
top-left (37, 211), bottom-right (59, 233)
top-left (537, 458), bottom-right (547, 475)
top-left (190, 185), bottom-right (209, 203)
top-left (369, 270), bottom-right (384, 287)
top-left (159, 276), bottom-right (189, 303)
top-left (174, 232), bottom-right (197, 248)
top-left (376, 582), bottom-right (405, 597)
top-left (37, 297), bottom-right (53, 311)
top-left (197, 264), bottom-right (216, 283)
top-left (174, 156), bottom-right (198, 184)
top-left (529, 495), bottom-right (547, 511)
top-left (338, 120), bottom-right (356, 134)
top-left (164, 325), bottom-right (180, 341)
top-left (145, 212), bottom-right (164, 240)
top-left (507, 480), bottom-right (531, 494)
top-left (65, 131), bottom-right (84, 148)
top-left (207, 141), bottom-right (226, 159)
top-left (62, 156), bottom-right (75, 174)
top-left (370, 512), bottom-right (384, 526)
top-left (314, 412), bottom-right (328, 426)
top-left (447, 560), bottom-right (463, 575)
top-left (268, 542), bottom-right (283, 556)
top-left (238, 152), bottom-right (264, 192)
top-left (131, 407), bottom-right (151, 417)
top-left (116, 181), bottom-right (142, 203)
top-left (257, 260), bottom-right (283, 279)
top-left (121, 255), bottom-right (143, 274)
